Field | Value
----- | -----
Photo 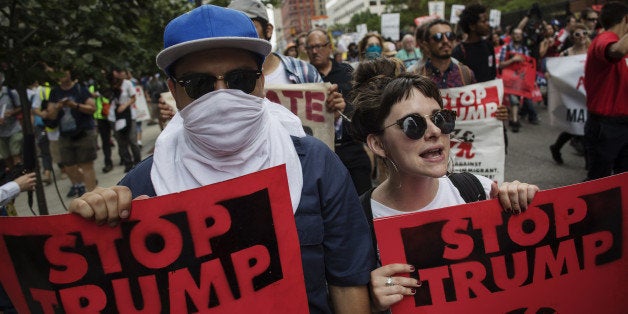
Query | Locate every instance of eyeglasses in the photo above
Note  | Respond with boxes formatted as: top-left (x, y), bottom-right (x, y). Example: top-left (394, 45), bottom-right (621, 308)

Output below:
top-left (305, 42), bottom-right (330, 51)
top-left (430, 32), bottom-right (456, 43)
top-left (175, 69), bottom-right (261, 99)
top-left (383, 110), bottom-right (456, 140)
top-left (573, 31), bottom-right (589, 38)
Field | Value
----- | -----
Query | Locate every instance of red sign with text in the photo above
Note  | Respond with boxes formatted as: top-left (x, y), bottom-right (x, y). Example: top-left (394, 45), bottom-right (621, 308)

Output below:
top-left (0, 166), bottom-right (308, 313)
top-left (374, 173), bottom-right (628, 313)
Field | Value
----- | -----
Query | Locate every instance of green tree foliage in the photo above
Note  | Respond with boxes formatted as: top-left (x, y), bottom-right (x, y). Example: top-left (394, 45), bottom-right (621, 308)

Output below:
top-left (0, 0), bottom-right (191, 87)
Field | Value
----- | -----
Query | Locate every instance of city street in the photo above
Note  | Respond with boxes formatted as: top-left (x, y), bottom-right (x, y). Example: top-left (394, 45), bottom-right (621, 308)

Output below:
top-left (15, 102), bottom-right (588, 217)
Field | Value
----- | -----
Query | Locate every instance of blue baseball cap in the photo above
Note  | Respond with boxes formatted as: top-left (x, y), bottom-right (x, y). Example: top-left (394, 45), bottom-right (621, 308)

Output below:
top-left (156, 5), bottom-right (271, 73)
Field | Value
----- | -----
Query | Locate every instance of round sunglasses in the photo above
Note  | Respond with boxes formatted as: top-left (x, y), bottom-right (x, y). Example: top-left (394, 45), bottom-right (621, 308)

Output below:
top-left (383, 109), bottom-right (456, 140)
top-left (174, 69), bottom-right (262, 99)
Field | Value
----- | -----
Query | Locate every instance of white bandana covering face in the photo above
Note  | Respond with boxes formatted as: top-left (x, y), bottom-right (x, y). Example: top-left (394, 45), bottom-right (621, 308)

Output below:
top-left (151, 89), bottom-right (305, 212)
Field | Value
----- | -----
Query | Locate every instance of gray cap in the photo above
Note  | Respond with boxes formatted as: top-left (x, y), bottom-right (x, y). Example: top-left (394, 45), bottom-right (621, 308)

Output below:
top-left (228, 0), bottom-right (269, 23)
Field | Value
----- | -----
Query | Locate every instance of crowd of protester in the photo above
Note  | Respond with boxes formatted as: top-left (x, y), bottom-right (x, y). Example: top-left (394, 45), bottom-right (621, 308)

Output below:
top-left (0, 0), bottom-right (626, 312)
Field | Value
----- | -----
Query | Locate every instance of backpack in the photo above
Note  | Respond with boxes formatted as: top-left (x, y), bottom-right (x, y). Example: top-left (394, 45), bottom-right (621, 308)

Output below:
top-left (359, 172), bottom-right (486, 256)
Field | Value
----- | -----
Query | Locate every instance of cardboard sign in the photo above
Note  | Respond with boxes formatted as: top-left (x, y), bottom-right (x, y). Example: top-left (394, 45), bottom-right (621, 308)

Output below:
top-left (450, 5), bottom-right (465, 25)
top-left (265, 83), bottom-right (334, 150)
top-left (381, 13), bottom-right (401, 41)
top-left (374, 172), bottom-right (628, 313)
top-left (428, 1), bottom-right (445, 19)
top-left (440, 80), bottom-right (505, 182)
top-left (0, 166), bottom-right (308, 313)
top-left (132, 86), bottom-right (151, 122)
top-left (489, 9), bottom-right (501, 28)
top-left (547, 55), bottom-right (587, 136)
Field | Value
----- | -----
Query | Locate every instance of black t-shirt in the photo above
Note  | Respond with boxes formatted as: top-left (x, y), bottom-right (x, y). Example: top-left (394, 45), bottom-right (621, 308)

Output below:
top-left (452, 39), bottom-right (497, 82)
top-left (48, 83), bottom-right (94, 137)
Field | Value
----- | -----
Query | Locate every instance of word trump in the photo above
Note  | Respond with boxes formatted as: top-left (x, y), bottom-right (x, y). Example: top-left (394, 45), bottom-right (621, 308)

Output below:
top-left (374, 173), bottom-right (627, 313)
top-left (403, 187), bottom-right (621, 307)
top-left (0, 166), bottom-right (308, 313)
top-left (441, 85), bottom-right (501, 121)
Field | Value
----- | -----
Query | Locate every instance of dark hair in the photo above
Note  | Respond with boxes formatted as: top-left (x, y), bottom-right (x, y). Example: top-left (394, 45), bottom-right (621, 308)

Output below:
top-left (351, 69), bottom-right (443, 143)
top-left (252, 17), bottom-right (270, 40)
top-left (600, 1), bottom-right (628, 29)
top-left (458, 3), bottom-right (487, 34)
top-left (357, 32), bottom-right (384, 60)
top-left (351, 58), bottom-right (406, 142)
top-left (422, 19), bottom-right (453, 42)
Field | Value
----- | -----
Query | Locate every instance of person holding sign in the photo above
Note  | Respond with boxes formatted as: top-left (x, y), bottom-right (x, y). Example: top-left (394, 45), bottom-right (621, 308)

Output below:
top-left (549, 23), bottom-right (591, 165)
top-left (69, 5), bottom-right (375, 313)
top-left (350, 68), bottom-right (538, 311)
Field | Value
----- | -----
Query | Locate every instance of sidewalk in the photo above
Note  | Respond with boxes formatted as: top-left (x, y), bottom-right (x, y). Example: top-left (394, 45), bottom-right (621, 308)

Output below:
top-left (14, 122), bottom-right (162, 216)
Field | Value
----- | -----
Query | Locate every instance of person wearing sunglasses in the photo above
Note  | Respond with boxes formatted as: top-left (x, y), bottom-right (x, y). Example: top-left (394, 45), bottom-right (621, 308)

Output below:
top-left (350, 69), bottom-right (539, 312)
top-left (69, 5), bottom-right (375, 313)
top-left (548, 23), bottom-right (592, 166)
top-left (413, 19), bottom-right (475, 89)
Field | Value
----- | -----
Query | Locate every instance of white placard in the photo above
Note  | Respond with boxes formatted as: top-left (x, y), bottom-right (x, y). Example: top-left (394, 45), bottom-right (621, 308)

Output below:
top-left (428, 1), bottom-right (445, 19)
top-left (546, 55), bottom-right (587, 136)
top-left (381, 13), bottom-right (400, 41)
top-left (489, 9), bottom-right (501, 28)
top-left (450, 4), bottom-right (465, 24)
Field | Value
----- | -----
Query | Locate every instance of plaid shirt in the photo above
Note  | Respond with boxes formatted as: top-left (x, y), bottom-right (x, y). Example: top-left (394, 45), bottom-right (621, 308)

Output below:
top-left (274, 53), bottom-right (323, 84)
top-left (418, 59), bottom-right (476, 89)
top-left (498, 42), bottom-right (530, 62)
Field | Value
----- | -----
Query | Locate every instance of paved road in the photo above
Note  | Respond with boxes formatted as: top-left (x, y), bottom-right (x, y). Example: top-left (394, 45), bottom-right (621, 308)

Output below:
top-left (15, 103), bottom-right (587, 216)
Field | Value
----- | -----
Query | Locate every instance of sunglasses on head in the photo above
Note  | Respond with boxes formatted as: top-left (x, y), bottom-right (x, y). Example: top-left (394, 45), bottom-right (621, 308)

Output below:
top-left (383, 109), bottom-right (456, 140)
top-left (174, 69), bottom-right (262, 99)
top-left (573, 31), bottom-right (589, 38)
top-left (430, 32), bottom-right (456, 42)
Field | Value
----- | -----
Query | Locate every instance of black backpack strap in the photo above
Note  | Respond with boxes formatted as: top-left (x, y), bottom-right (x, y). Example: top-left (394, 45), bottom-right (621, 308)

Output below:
top-left (359, 187), bottom-right (379, 259)
top-left (448, 172), bottom-right (487, 203)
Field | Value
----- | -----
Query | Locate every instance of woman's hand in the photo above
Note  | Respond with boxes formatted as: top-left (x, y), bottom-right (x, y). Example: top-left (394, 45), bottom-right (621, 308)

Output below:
top-left (490, 180), bottom-right (539, 214)
top-left (370, 263), bottom-right (421, 311)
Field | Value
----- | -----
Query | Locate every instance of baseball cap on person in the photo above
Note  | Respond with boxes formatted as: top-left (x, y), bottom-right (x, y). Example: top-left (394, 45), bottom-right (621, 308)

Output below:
top-left (155, 5), bottom-right (271, 74)
top-left (228, 0), bottom-right (269, 23)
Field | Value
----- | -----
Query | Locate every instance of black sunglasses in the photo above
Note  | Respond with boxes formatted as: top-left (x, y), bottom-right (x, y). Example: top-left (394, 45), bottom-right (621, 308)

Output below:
top-left (430, 32), bottom-right (456, 43)
top-left (383, 110), bottom-right (456, 140)
top-left (174, 69), bottom-right (262, 99)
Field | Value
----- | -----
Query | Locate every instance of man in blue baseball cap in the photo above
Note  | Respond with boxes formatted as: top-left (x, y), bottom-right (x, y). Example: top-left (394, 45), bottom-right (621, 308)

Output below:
top-left (69, 5), bottom-right (374, 313)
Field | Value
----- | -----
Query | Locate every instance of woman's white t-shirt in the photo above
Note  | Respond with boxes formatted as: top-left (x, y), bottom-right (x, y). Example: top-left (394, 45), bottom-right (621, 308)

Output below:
top-left (371, 175), bottom-right (493, 218)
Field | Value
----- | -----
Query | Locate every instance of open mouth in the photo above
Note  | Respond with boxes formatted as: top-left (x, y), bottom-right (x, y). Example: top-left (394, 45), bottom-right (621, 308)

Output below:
top-left (420, 148), bottom-right (443, 159)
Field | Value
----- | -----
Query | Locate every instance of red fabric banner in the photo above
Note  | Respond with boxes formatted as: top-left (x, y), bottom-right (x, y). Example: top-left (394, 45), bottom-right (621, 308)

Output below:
top-left (374, 173), bottom-right (628, 313)
top-left (501, 54), bottom-right (538, 99)
top-left (0, 165), bottom-right (308, 313)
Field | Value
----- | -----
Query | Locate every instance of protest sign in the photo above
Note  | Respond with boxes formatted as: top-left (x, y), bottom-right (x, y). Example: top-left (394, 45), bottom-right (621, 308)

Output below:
top-left (450, 5), bottom-right (465, 24)
top-left (489, 9), bottom-right (501, 28)
top-left (428, 1), bottom-right (445, 19)
top-left (441, 80), bottom-right (505, 182)
top-left (546, 55), bottom-right (587, 136)
top-left (501, 54), bottom-right (537, 99)
top-left (0, 166), bottom-right (308, 313)
top-left (374, 172), bottom-right (628, 313)
top-left (265, 83), bottom-right (334, 150)
top-left (132, 86), bottom-right (151, 122)
top-left (381, 13), bottom-right (401, 41)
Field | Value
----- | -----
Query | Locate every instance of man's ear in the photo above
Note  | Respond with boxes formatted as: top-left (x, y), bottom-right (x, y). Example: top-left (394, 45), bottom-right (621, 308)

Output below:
top-left (265, 23), bottom-right (275, 41)
top-left (367, 133), bottom-right (386, 159)
top-left (166, 77), bottom-right (175, 95)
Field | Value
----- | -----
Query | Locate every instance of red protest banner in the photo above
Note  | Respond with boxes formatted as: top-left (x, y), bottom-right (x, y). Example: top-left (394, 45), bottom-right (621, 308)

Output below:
top-left (0, 166), bottom-right (308, 313)
top-left (501, 54), bottom-right (537, 99)
top-left (374, 173), bottom-right (628, 313)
